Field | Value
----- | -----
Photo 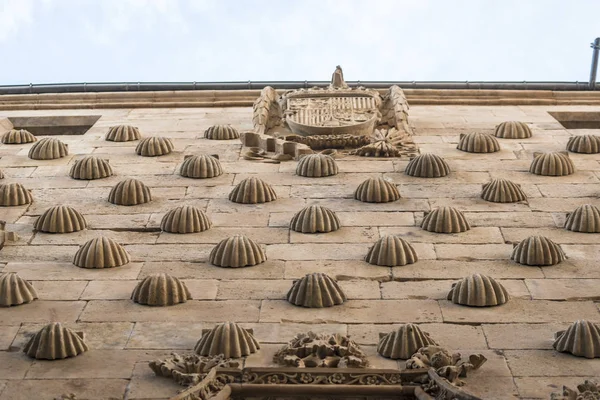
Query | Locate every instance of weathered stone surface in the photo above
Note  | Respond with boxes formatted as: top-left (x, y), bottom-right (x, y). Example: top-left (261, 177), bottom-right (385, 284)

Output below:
top-left (0, 300), bottom-right (85, 325)
top-left (290, 226), bottom-right (378, 243)
top-left (505, 350), bottom-right (600, 376)
top-left (515, 376), bottom-right (599, 399)
top-left (525, 278), bottom-right (600, 300)
top-left (380, 226), bottom-right (503, 244)
top-left (435, 244), bottom-right (513, 260)
top-left (126, 322), bottom-right (205, 349)
top-left (0, 352), bottom-right (33, 379)
top-left (141, 260), bottom-right (284, 280)
top-left (3, 262), bottom-right (142, 281)
top-left (284, 260), bottom-right (390, 281)
top-left (483, 323), bottom-right (566, 350)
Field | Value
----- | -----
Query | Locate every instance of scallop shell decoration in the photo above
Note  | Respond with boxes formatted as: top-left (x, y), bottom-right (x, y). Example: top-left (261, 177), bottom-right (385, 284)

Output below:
top-left (131, 273), bottom-right (192, 306)
top-left (457, 132), bottom-right (500, 153)
top-left (404, 153), bottom-right (450, 178)
top-left (365, 235), bottom-right (418, 267)
top-left (209, 235), bottom-right (266, 268)
top-left (289, 205), bottom-right (340, 234)
top-left (135, 136), bottom-right (174, 157)
top-left (351, 141), bottom-right (401, 157)
top-left (1, 129), bottom-right (36, 144)
top-left (108, 178), bottom-right (152, 206)
top-left (69, 156), bottom-right (113, 180)
top-left (194, 321), bottom-right (260, 358)
top-left (0, 272), bottom-right (38, 307)
top-left (553, 320), bottom-right (600, 359)
top-left (567, 135), bottom-right (600, 154)
top-left (0, 169), bottom-right (3, 179)
top-left (34, 205), bottom-right (87, 233)
top-left (354, 177), bottom-right (400, 203)
top-left (160, 205), bottom-right (211, 234)
top-left (286, 273), bottom-right (346, 308)
top-left (377, 324), bottom-right (438, 360)
top-left (73, 236), bottom-right (130, 269)
top-left (564, 204), bottom-right (600, 233)
top-left (105, 125), bottom-right (141, 142)
top-left (28, 137), bottom-right (68, 160)
top-left (296, 153), bottom-right (339, 177)
top-left (23, 323), bottom-right (88, 360)
top-left (421, 207), bottom-right (470, 234)
top-left (493, 121), bottom-right (532, 139)
top-left (511, 235), bottom-right (565, 266)
top-left (481, 178), bottom-right (527, 203)
top-left (447, 274), bottom-right (509, 307)
top-left (529, 152), bottom-right (575, 176)
top-left (0, 183), bottom-right (32, 206)
top-left (204, 125), bottom-right (240, 140)
top-left (229, 177), bottom-right (277, 204)
top-left (179, 154), bottom-right (223, 179)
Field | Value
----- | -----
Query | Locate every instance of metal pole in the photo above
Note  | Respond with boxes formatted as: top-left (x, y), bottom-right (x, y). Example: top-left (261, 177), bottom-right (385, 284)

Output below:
top-left (590, 37), bottom-right (600, 90)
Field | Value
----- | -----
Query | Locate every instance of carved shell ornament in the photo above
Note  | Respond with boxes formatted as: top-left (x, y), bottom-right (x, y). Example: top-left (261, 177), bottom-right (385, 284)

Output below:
top-left (377, 324), bottom-right (438, 360)
top-left (73, 236), bottom-right (130, 269)
top-left (135, 136), bottom-right (174, 157)
top-left (23, 323), bottom-right (88, 360)
top-left (204, 125), bottom-right (240, 140)
top-left (567, 135), bottom-right (600, 154)
top-left (105, 125), bottom-right (141, 142)
top-left (447, 274), bottom-right (509, 307)
top-left (209, 235), bottom-right (266, 268)
top-left (1, 129), bottom-right (36, 144)
top-left (421, 207), bottom-right (470, 234)
top-left (28, 137), bottom-right (69, 160)
top-left (296, 153), bottom-right (339, 177)
top-left (179, 154), bottom-right (223, 179)
top-left (529, 151), bottom-right (575, 176)
top-left (131, 273), bottom-right (192, 306)
top-left (286, 273), bottom-right (347, 308)
top-left (289, 205), bottom-right (340, 234)
top-left (493, 121), bottom-right (532, 139)
top-left (365, 235), bottom-right (418, 267)
top-left (194, 322), bottom-right (260, 358)
top-left (229, 177), bottom-right (277, 204)
top-left (481, 178), bottom-right (527, 203)
top-left (564, 204), bottom-right (600, 233)
top-left (457, 132), bottom-right (500, 153)
top-left (34, 205), bottom-right (87, 233)
top-left (354, 177), bottom-right (400, 203)
top-left (160, 205), bottom-right (211, 234)
top-left (108, 178), bottom-right (152, 206)
top-left (511, 235), bottom-right (565, 266)
top-left (0, 272), bottom-right (38, 307)
top-left (404, 153), bottom-right (450, 178)
top-left (553, 320), bottom-right (600, 358)
top-left (69, 156), bottom-right (113, 180)
top-left (0, 182), bottom-right (32, 206)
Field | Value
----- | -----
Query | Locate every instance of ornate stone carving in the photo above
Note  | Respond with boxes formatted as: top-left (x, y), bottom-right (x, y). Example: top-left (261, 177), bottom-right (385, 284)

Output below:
top-left (228, 177), bottom-right (277, 204)
top-left (379, 85), bottom-right (412, 134)
top-left (204, 125), bottom-right (240, 140)
top-left (28, 137), bottom-right (68, 160)
top-left (493, 121), bottom-right (532, 139)
top-left (0, 183), bottom-right (32, 206)
top-left (481, 178), bottom-right (527, 203)
top-left (0, 272), bottom-right (38, 307)
top-left (289, 205), bottom-right (340, 234)
top-left (405, 153), bottom-right (450, 178)
top-left (149, 353), bottom-right (240, 386)
top-left (135, 136), bottom-right (174, 157)
top-left (377, 324), bottom-right (438, 360)
top-left (23, 323), bottom-right (88, 360)
top-left (209, 235), bottom-right (266, 268)
top-left (365, 235), bottom-right (418, 267)
top-left (564, 204), bottom-right (600, 233)
top-left (108, 178), bottom-right (152, 206)
top-left (530, 151), bottom-right (575, 176)
top-left (553, 320), bottom-right (600, 359)
top-left (161, 205), bottom-right (211, 234)
top-left (105, 125), bottom-right (141, 142)
top-left (296, 153), bottom-right (338, 177)
top-left (511, 235), bottom-right (565, 266)
top-left (253, 87), bottom-right (283, 135)
top-left (350, 140), bottom-right (401, 157)
top-left (567, 135), bottom-right (600, 154)
top-left (284, 134), bottom-right (370, 150)
top-left (274, 332), bottom-right (368, 368)
top-left (457, 132), bottom-right (500, 153)
top-left (131, 273), bottom-right (192, 306)
top-left (1, 129), bottom-right (36, 144)
top-left (421, 207), bottom-right (470, 234)
top-left (194, 322), bottom-right (260, 358)
top-left (73, 236), bottom-right (130, 269)
top-left (406, 346), bottom-right (487, 386)
top-left (447, 274), bottom-right (509, 307)
top-left (551, 379), bottom-right (600, 400)
top-left (179, 154), bottom-right (223, 179)
top-left (354, 177), bottom-right (400, 203)
top-left (34, 205), bottom-right (87, 233)
top-left (287, 273), bottom-right (346, 308)
top-left (69, 156), bottom-right (113, 180)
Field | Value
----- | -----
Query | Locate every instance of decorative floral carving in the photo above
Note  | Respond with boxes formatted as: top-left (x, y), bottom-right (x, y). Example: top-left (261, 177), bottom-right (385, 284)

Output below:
top-left (273, 332), bottom-right (368, 368)
top-left (149, 353), bottom-right (240, 386)
top-left (406, 346), bottom-right (487, 386)
top-left (551, 380), bottom-right (600, 400)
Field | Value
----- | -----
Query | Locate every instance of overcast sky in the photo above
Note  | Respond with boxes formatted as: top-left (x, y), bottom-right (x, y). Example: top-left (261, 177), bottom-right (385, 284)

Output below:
top-left (1, 0), bottom-right (599, 84)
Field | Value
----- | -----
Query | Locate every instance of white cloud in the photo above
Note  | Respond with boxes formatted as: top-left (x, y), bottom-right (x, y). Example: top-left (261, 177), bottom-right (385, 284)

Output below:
top-left (0, 0), bottom-right (34, 42)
